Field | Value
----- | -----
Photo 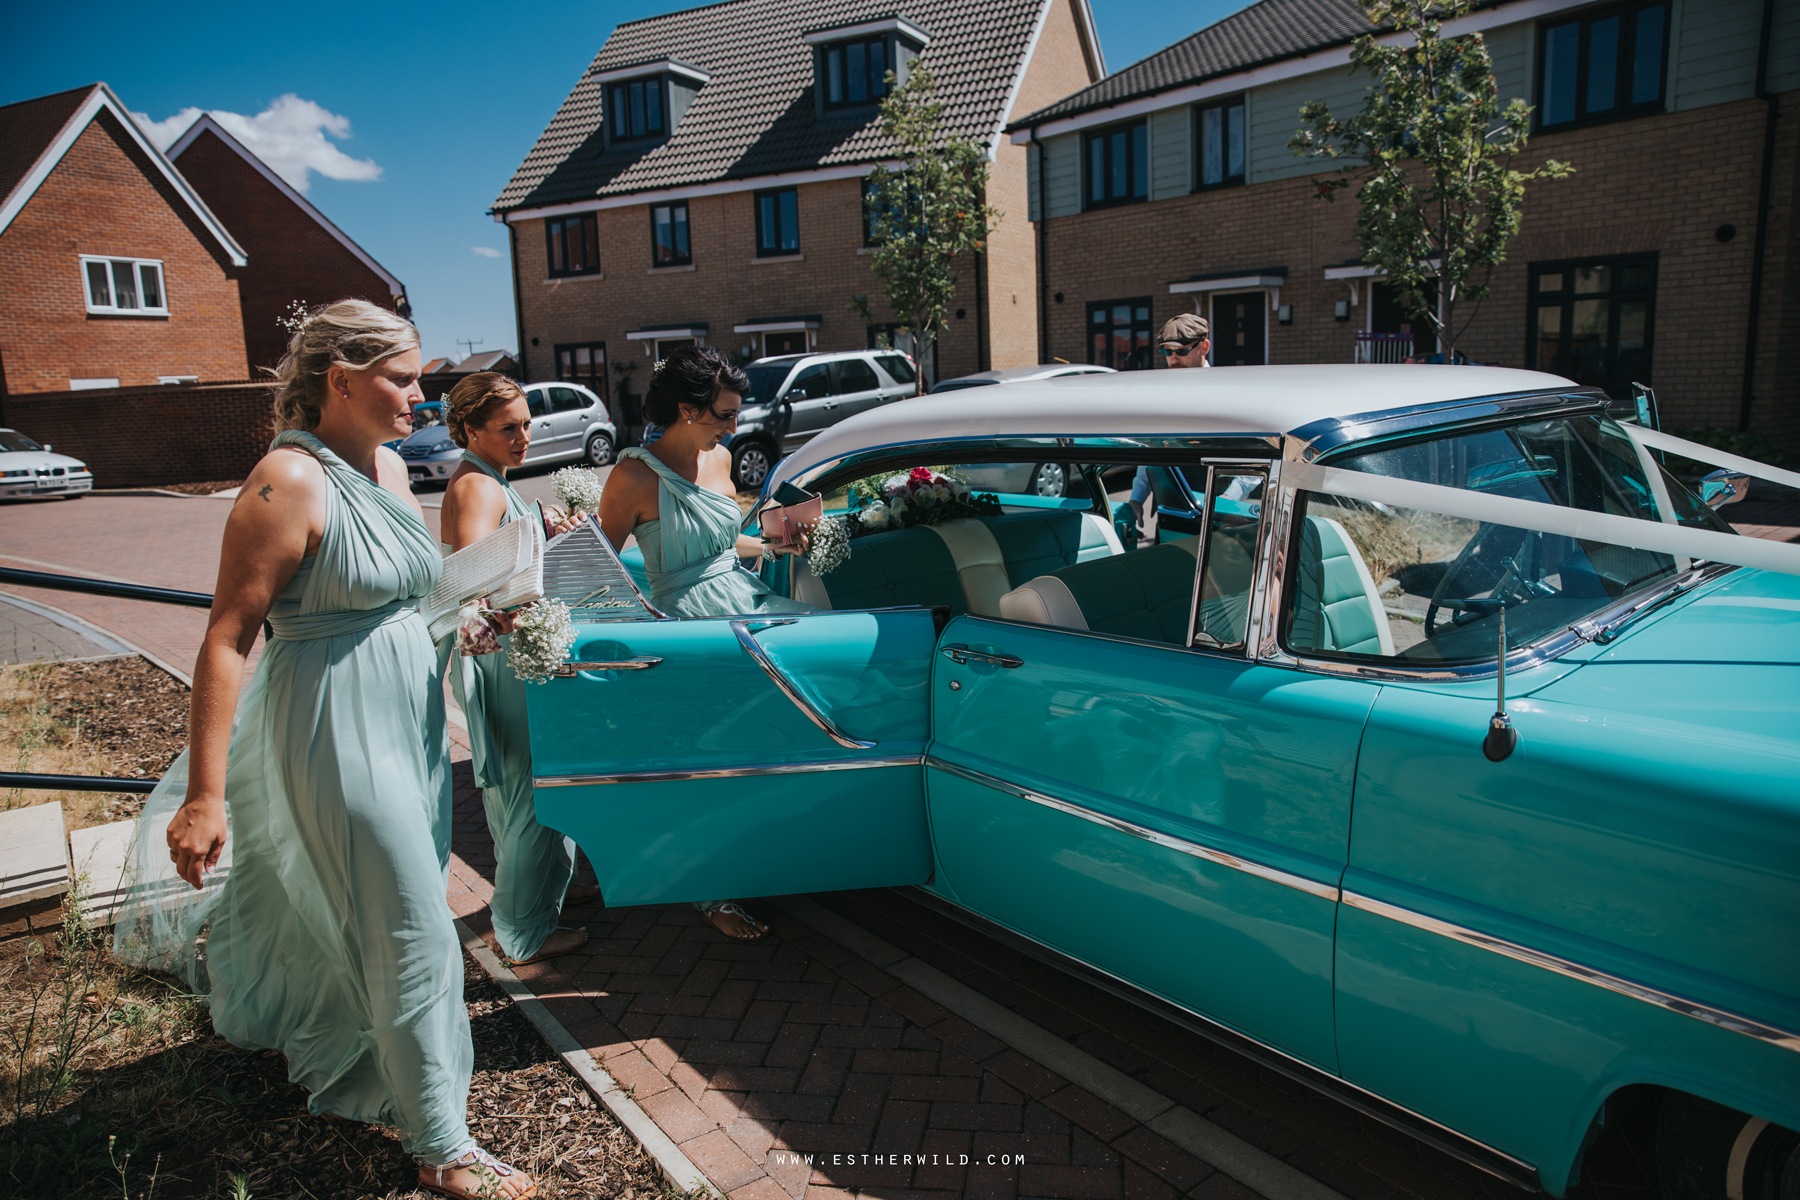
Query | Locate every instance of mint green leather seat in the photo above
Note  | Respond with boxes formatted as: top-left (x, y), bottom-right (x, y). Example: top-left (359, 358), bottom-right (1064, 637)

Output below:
top-left (999, 540), bottom-right (1199, 645)
top-left (794, 526), bottom-right (967, 613)
top-left (1288, 515), bottom-right (1396, 656)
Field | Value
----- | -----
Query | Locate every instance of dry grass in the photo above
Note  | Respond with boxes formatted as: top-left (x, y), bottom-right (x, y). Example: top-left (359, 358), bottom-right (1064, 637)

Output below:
top-left (0, 657), bottom-right (188, 829)
top-left (1, 904), bottom-right (674, 1199)
top-left (156, 480), bottom-right (243, 496)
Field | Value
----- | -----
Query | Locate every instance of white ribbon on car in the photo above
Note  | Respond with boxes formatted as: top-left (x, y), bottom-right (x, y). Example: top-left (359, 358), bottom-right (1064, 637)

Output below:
top-left (1627, 426), bottom-right (1800, 493)
top-left (1281, 446), bottom-right (1800, 579)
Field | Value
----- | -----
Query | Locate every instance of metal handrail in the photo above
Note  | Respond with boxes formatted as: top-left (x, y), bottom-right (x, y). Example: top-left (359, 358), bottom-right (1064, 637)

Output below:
top-left (1, 772), bottom-right (157, 794)
top-left (0, 566), bottom-right (212, 609)
top-left (1, 567), bottom-right (208, 795)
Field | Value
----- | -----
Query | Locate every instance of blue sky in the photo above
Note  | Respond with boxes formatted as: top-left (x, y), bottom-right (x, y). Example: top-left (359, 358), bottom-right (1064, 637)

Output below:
top-left (3, 0), bottom-right (1249, 365)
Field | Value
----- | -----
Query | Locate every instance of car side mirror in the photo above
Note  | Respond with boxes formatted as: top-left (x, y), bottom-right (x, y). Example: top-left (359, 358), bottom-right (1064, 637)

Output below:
top-left (42, 444), bottom-right (51, 453)
top-left (1698, 469), bottom-right (1749, 509)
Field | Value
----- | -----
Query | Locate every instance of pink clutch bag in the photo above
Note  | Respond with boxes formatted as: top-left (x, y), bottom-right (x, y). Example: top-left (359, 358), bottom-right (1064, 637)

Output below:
top-left (758, 492), bottom-right (823, 545)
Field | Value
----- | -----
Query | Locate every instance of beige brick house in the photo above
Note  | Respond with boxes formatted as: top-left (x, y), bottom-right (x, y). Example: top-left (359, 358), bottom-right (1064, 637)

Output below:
top-left (493, 0), bottom-right (1103, 409)
top-left (1006, 0), bottom-right (1800, 445)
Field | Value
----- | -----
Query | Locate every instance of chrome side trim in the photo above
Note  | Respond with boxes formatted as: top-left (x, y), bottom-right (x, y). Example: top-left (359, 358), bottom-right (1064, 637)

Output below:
top-left (1343, 892), bottom-right (1800, 1055)
top-left (897, 885), bottom-right (1542, 1192)
top-left (551, 656), bottom-right (662, 676)
top-left (926, 756), bottom-right (1340, 902)
top-left (730, 619), bottom-right (877, 750)
top-left (1291, 389), bottom-right (1608, 464)
top-left (536, 754), bottom-right (921, 787)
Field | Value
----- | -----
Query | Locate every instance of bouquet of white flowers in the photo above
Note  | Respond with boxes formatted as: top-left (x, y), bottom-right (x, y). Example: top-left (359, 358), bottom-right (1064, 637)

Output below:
top-left (845, 467), bottom-right (997, 538)
top-left (506, 599), bottom-right (577, 684)
top-left (552, 466), bottom-right (606, 516)
top-left (806, 516), bottom-right (852, 575)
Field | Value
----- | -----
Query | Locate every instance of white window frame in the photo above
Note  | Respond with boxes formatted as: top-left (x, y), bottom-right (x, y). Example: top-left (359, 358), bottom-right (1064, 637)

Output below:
top-left (80, 255), bottom-right (168, 316)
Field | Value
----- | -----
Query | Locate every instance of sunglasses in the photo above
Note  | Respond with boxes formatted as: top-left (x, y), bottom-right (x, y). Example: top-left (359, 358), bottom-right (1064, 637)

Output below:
top-left (1158, 341), bottom-right (1204, 357)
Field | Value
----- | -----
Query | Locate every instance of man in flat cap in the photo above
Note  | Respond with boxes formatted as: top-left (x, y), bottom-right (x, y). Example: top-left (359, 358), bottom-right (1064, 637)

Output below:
top-left (1128, 313), bottom-right (1213, 529)
top-left (1156, 312), bottom-right (1211, 369)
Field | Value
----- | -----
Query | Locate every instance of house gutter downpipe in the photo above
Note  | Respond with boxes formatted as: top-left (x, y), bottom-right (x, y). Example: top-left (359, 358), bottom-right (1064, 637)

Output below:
top-left (1739, 0), bottom-right (1779, 431)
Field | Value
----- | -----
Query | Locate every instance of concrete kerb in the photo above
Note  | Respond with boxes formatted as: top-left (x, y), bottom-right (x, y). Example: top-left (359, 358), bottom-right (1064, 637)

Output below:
top-left (776, 895), bottom-right (1352, 1200)
top-left (0, 588), bottom-right (192, 685)
top-left (453, 919), bottom-right (721, 1198)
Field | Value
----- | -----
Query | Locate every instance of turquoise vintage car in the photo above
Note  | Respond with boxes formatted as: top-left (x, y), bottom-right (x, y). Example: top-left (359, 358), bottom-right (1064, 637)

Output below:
top-left (523, 365), bottom-right (1799, 1199)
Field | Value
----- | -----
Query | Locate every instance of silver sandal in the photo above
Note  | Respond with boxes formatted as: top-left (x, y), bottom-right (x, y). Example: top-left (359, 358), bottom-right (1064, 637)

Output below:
top-left (419, 1145), bottom-right (531, 1199)
top-left (699, 900), bottom-right (768, 941)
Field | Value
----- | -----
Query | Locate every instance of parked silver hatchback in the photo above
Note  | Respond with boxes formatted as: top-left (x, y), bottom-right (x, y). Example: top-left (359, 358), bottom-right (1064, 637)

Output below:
top-left (400, 381), bottom-right (617, 487)
top-left (729, 350), bottom-right (918, 489)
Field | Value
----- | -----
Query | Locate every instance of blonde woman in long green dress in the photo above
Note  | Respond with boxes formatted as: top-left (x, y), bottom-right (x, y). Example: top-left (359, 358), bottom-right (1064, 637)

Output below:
top-left (598, 346), bottom-right (815, 942)
top-left (437, 372), bottom-right (592, 966)
top-left (116, 302), bottom-right (534, 1199)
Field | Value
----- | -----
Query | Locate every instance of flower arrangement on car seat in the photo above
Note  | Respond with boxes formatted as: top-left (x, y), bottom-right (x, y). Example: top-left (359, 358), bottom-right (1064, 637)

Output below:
top-left (845, 467), bottom-right (1001, 538)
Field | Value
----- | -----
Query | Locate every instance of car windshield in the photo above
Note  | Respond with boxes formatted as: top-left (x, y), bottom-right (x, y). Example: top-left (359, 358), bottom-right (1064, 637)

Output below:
top-left (402, 426), bottom-right (455, 448)
top-left (744, 365), bottom-right (792, 407)
top-left (1286, 414), bottom-right (1734, 664)
top-left (0, 431), bottom-right (43, 452)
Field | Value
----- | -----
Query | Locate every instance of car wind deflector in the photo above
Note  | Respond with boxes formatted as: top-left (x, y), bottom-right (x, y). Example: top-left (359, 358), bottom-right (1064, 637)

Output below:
top-left (543, 517), bottom-right (665, 622)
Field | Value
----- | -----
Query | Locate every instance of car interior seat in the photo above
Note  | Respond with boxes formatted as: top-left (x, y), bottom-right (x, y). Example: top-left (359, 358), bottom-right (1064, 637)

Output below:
top-left (1287, 515), bottom-right (1396, 656)
top-left (998, 538), bottom-right (1200, 644)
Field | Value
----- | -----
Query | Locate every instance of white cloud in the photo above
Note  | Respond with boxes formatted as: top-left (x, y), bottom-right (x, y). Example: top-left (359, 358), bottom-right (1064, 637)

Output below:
top-left (132, 95), bottom-right (381, 193)
top-left (469, 246), bottom-right (503, 258)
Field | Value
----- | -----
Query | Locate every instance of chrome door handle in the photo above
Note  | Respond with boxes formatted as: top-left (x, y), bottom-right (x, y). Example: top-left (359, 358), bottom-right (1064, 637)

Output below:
top-left (550, 656), bottom-right (662, 676)
top-left (941, 644), bottom-right (1024, 668)
top-left (730, 619), bottom-right (875, 750)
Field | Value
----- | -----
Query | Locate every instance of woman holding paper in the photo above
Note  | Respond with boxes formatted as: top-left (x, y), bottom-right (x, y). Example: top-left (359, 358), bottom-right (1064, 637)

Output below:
top-left (599, 345), bottom-right (815, 940)
top-left (438, 372), bottom-right (591, 968)
top-left (116, 302), bottom-right (534, 1199)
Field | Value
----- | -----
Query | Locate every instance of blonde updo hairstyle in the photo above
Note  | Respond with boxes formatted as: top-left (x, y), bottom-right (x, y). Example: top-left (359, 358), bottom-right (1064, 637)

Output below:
top-left (270, 299), bottom-right (421, 433)
top-left (445, 372), bottom-right (527, 448)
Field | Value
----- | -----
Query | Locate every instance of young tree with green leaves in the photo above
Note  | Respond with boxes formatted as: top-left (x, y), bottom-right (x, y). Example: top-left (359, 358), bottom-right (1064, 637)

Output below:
top-left (1289, 0), bottom-right (1573, 362)
top-left (852, 63), bottom-right (999, 394)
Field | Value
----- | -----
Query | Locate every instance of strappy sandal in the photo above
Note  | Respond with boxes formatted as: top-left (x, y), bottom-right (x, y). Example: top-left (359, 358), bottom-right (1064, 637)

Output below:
top-left (505, 926), bottom-right (588, 967)
top-left (419, 1146), bottom-right (534, 1199)
top-left (700, 901), bottom-right (768, 941)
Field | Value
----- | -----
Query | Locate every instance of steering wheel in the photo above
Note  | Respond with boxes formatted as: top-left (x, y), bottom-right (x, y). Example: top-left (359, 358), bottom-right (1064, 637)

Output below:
top-left (1424, 525), bottom-right (1535, 638)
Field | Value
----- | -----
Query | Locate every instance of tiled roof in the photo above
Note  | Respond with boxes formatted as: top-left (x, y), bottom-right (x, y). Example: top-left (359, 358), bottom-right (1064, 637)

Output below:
top-left (495, 0), bottom-right (1050, 213)
top-left (446, 350), bottom-right (517, 373)
top-left (1010, 0), bottom-right (1371, 128)
top-left (0, 85), bottom-right (97, 215)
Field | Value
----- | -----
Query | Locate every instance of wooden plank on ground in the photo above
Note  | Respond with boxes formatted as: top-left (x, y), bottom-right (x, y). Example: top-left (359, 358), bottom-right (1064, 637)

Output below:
top-left (0, 802), bottom-right (70, 906)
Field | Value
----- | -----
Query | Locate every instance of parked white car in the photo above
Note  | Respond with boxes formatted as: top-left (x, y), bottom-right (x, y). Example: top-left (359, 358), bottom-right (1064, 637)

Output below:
top-left (0, 428), bottom-right (92, 499)
top-left (930, 363), bottom-right (1117, 393)
top-left (399, 381), bottom-right (617, 487)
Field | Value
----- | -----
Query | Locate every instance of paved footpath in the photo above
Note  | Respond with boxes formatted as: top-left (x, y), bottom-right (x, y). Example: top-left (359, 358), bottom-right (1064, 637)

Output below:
top-left (3, 488), bottom-right (1791, 1200)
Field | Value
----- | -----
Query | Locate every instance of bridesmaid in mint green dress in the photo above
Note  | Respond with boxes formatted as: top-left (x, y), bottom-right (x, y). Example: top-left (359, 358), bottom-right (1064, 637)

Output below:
top-left (116, 302), bottom-right (534, 1199)
top-left (599, 347), bottom-right (814, 940)
top-left (436, 373), bottom-right (590, 967)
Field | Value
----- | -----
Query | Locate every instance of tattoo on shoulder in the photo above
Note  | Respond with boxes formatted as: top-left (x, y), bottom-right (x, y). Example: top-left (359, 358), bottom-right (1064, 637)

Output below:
top-left (258, 484), bottom-right (273, 502)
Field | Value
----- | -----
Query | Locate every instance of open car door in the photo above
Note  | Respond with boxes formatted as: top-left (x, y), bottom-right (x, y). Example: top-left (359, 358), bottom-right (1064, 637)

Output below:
top-left (521, 520), bottom-right (935, 906)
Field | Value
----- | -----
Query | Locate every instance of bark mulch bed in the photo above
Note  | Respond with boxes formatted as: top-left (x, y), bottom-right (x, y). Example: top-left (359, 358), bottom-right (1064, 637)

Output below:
top-left (4, 943), bottom-right (671, 1200)
top-left (157, 480), bottom-right (243, 496)
top-left (18, 655), bottom-right (190, 824)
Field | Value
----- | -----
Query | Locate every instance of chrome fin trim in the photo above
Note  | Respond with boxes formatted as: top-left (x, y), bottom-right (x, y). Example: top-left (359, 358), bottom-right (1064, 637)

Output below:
top-left (925, 756), bottom-right (1340, 902)
top-left (536, 754), bottom-right (921, 787)
top-left (732, 618), bottom-right (877, 750)
top-left (897, 885), bottom-right (1542, 1192)
top-left (1343, 892), bottom-right (1800, 1054)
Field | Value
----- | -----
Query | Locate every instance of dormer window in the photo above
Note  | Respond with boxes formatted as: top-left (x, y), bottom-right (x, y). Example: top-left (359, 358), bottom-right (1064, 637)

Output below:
top-left (803, 16), bottom-right (931, 120)
top-left (591, 59), bottom-right (712, 149)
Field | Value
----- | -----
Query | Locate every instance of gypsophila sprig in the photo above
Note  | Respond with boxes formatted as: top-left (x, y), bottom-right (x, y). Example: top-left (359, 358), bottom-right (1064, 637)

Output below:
top-left (506, 599), bottom-right (576, 684)
top-left (278, 300), bottom-right (310, 338)
top-left (806, 516), bottom-right (852, 576)
top-left (551, 466), bottom-right (605, 515)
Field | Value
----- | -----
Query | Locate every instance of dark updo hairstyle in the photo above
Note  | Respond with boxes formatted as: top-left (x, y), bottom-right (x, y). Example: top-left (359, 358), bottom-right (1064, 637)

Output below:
top-left (445, 372), bottom-right (525, 448)
top-left (642, 345), bottom-right (750, 426)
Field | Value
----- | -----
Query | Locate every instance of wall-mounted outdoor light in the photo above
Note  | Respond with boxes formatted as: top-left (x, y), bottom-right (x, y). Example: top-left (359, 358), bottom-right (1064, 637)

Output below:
top-left (1334, 300), bottom-right (1350, 321)
top-left (1277, 304), bottom-right (1293, 325)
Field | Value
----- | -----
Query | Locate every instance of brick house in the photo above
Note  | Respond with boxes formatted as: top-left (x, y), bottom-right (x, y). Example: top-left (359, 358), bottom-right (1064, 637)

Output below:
top-left (168, 114), bottom-right (410, 379)
top-left (0, 83), bottom-right (249, 395)
top-left (1007, 0), bottom-right (1800, 444)
top-left (492, 0), bottom-right (1104, 400)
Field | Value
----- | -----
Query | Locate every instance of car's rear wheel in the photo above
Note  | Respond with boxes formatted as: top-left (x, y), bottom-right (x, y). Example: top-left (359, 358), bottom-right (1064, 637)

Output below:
top-left (1031, 462), bottom-right (1068, 498)
top-left (732, 439), bottom-right (775, 491)
top-left (1659, 1093), bottom-right (1799, 1200)
top-left (585, 432), bottom-right (614, 468)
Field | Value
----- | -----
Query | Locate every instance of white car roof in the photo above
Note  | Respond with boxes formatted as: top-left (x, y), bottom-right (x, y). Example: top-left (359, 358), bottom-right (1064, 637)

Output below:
top-left (771, 364), bottom-right (1576, 488)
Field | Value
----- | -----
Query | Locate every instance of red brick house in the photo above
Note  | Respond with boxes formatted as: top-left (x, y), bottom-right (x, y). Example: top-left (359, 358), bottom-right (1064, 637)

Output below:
top-left (0, 83), bottom-right (249, 395)
top-left (169, 115), bottom-right (410, 378)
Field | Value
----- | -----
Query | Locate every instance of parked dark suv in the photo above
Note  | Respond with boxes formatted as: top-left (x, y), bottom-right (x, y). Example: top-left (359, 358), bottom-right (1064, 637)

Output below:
top-left (728, 350), bottom-right (918, 488)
